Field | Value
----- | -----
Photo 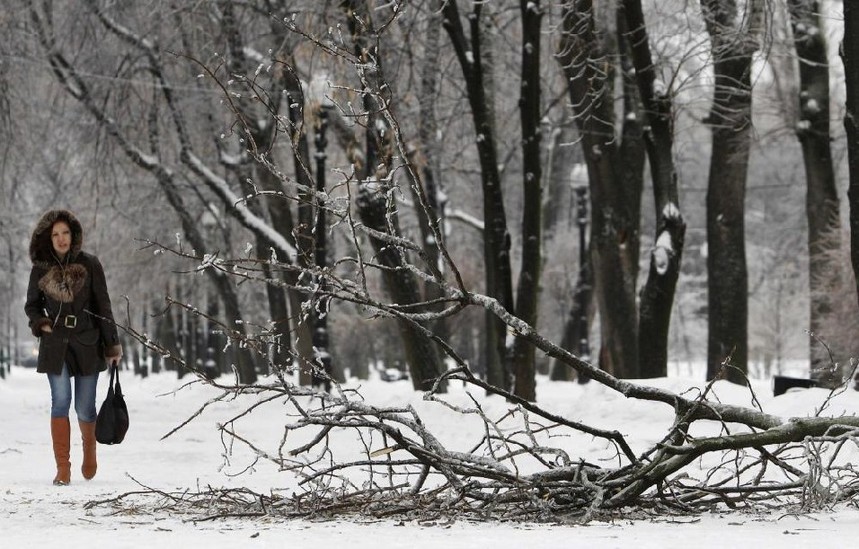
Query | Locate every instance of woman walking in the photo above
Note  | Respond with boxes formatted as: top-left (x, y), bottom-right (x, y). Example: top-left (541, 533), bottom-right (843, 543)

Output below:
top-left (24, 210), bottom-right (122, 485)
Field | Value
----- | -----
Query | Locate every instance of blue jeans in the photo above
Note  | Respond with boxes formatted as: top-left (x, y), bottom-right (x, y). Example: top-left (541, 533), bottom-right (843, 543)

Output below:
top-left (47, 364), bottom-right (99, 422)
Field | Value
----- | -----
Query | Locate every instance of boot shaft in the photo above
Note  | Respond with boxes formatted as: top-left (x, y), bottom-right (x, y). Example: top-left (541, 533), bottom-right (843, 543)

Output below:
top-left (50, 417), bottom-right (71, 485)
top-left (79, 420), bottom-right (97, 480)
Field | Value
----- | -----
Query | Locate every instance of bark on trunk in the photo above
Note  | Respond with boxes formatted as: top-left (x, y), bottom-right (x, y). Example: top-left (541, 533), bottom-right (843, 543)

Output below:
top-left (843, 0), bottom-right (859, 315)
top-left (788, 0), bottom-right (844, 386)
top-left (511, 0), bottom-right (544, 402)
top-left (621, 0), bottom-right (686, 378)
top-left (344, 0), bottom-right (446, 391)
top-left (220, 2), bottom-right (308, 382)
top-left (701, 0), bottom-right (764, 383)
top-left (163, 173), bottom-right (258, 383)
top-left (556, 0), bottom-right (640, 379)
top-left (442, 1), bottom-right (515, 391)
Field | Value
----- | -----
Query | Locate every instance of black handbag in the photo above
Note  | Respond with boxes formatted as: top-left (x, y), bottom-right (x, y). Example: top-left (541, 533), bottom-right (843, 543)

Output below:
top-left (95, 365), bottom-right (129, 444)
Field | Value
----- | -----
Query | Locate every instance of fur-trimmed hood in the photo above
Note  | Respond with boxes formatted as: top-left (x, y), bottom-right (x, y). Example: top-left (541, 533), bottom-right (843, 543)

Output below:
top-left (29, 209), bottom-right (84, 269)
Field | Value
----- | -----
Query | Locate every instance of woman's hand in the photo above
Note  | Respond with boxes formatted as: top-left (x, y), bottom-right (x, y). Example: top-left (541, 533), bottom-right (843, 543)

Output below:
top-left (41, 324), bottom-right (53, 334)
top-left (104, 345), bottom-right (123, 367)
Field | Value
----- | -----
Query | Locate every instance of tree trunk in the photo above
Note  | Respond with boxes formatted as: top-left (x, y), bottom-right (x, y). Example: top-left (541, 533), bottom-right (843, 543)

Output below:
top-left (158, 171), bottom-right (258, 383)
top-left (219, 1), bottom-right (312, 383)
top-left (787, 0), bottom-right (844, 386)
top-left (254, 147), bottom-right (316, 384)
top-left (622, 0), bottom-right (686, 378)
top-left (511, 0), bottom-right (544, 402)
top-left (311, 105), bottom-right (336, 388)
top-left (701, 0), bottom-right (765, 383)
top-left (409, 0), bottom-right (449, 346)
top-left (442, 1), bottom-right (515, 391)
top-left (844, 0), bottom-right (859, 315)
top-left (156, 291), bottom-right (182, 373)
top-left (343, 0), bottom-right (446, 392)
top-left (556, 0), bottom-right (640, 379)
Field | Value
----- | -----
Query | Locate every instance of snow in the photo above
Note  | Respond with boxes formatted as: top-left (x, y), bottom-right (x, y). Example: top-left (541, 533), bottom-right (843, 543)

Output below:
top-left (663, 201), bottom-right (681, 219)
top-left (2, 365), bottom-right (859, 547)
top-left (570, 163), bottom-right (588, 185)
top-left (653, 230), bottom-right (673, 274)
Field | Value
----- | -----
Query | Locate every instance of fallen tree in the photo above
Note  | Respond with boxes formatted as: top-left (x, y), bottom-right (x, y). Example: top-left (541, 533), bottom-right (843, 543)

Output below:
top-left (91, 239), bottom-right (859, 523)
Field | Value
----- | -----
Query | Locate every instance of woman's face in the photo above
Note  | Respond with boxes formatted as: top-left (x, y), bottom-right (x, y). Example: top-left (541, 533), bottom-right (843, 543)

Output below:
top-left (51, 221), bottom-right (72, 256)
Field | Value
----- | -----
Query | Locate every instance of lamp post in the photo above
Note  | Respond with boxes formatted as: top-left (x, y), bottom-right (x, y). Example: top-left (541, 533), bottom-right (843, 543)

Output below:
top-left (200, 207), bottom-right (221, 380)
top-left (312, 104), bottom-right (333, 390)
top-left (573, 183), bottom-right (591, 384)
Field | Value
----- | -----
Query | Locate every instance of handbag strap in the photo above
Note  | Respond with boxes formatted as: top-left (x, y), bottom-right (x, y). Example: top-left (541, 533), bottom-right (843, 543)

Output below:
top-left (108, 364), bottom-right (122, 394)
top-left (112, 365), bottom-right (123, 397)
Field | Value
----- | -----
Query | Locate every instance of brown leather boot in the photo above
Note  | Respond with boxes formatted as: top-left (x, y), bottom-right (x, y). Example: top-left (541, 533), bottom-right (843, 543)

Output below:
top-left (50, 417), bottom-right (71, 485)
top-left (79, 420), bottom-right (97, 480)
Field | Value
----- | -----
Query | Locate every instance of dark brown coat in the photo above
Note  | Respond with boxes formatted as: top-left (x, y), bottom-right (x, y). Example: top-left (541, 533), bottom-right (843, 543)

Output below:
top-left (24, 210), bottom-right (121, 376)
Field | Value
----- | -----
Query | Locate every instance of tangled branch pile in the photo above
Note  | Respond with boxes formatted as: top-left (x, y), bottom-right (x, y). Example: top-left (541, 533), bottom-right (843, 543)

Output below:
top-left (90, 321), bottom-right (859, 523)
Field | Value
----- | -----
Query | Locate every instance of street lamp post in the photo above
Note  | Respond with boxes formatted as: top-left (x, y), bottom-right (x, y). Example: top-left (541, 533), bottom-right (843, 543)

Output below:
top-left (573, 183), bottom-right (591, 384)
top-left (312, 104), bottom-right (333, 390)
top-left (200, 208), bottom-right (221, 380)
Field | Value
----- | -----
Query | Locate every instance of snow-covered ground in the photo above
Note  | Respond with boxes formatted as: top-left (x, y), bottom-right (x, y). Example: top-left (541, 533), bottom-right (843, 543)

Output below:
top-left (2, 364), bottom-right (859, 548)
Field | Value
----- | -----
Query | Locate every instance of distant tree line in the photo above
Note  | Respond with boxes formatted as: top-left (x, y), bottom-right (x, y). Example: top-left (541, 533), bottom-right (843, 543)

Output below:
top-left (1, 0), bottom-right (858, 400)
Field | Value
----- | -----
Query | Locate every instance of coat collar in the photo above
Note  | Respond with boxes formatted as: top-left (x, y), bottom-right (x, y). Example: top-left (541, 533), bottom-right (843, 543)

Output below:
top-left (39, 263), bottom-right (88, 303)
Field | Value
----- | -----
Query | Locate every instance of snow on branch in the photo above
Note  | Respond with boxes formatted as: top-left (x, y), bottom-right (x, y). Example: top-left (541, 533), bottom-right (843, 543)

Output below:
top-left (182, 151), bottom-right (298, 261)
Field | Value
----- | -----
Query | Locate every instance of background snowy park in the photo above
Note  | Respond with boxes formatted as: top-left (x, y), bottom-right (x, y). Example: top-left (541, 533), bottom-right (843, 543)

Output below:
top-left (5, 2), bottom-right (859, 546)
top-left (3, 363), bottom-right (859, 548)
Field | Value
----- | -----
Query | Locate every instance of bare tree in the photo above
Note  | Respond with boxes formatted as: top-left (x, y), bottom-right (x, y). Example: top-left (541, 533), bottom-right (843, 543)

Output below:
top-left (845, 0), bottom-right (859, 315)
top-left (556, 0), bottom-right (644, 378)
top-left (441, 1), bottom-right (516, 391)
top-left (335, 0), bottom-right (447, 391)
top-left (408, 0), bottom-right (450, 351)
top-left (510, 0), bottom-right (544, 401)
top-left (701, 0), bottom-right (766, 383)
top-left (786, 0), bottom-right (846, 386)
top-left (622, 0), bottom-right (685, 378)
top-left (15, 0), bottom-right (855, 402)
top-left (213, 0), bottom-right (305, 381)
top-left (25, 0), bottom-right (340, 383)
